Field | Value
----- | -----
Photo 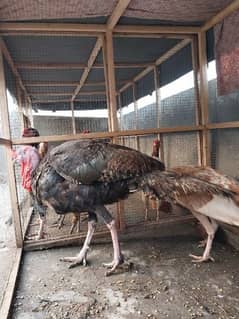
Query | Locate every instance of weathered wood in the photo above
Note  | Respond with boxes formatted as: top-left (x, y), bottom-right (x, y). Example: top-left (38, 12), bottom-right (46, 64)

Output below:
top-left (71, 101), bottom-right (76, 134)
top-left (198, 32), bottom-right (210, 166)
top-left (119, 38), bottom-right (191, 93)
top-left (114, 33), bottom-right (192, 39)
top-left (102, 36), bottom-right (112, 132)
top-left (23, 215), bottom-right (196, 251)
top-left (206, 121), bottom-right (239, 129)
top-left (0, 22), bottom-right (106, 33)
top-left (0, 137), bottom-right (11, 146)
top-left (12, 125), bottom-right (204, 145)
top-left (16, 62), bottom-right (154, 69)
top-left (191, 36), bottom-right (202, 166)
top-left (0, 248), bottom-right (22, 319)
top-left (0, 50), bottom-right (23, 247)
top-left (114, 25), bottom-right (201, 34)
top-left (0, 38), bottom-right (31, 103)
top-left (153, 66), bottom-right (165, 162)
top-left (201, 0), bottom-right (239, 32)
top-left (32, 91), bottom-right (106, 96)
top-left (107, 0), bottom-right (132, 30)
top-left (71, 36), bottom-right (103, 101)
top-left (105, 31), bottom-right (118, 132)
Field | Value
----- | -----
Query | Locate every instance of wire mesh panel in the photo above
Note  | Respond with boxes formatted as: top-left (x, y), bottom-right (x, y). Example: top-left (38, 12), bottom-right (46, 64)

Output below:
top-left (163, 132), bottom-right (199, 168)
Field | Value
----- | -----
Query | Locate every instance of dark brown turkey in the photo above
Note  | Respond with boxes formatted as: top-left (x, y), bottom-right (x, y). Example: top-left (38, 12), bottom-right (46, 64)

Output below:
top-left (28, 139), bottom-right (165, 275)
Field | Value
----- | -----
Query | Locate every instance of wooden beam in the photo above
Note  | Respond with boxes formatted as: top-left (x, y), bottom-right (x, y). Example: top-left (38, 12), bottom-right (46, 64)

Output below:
top-left (206, 121), bottom-right (239, 130)
top-left (105, 31), bottom-right (118, 131)
top-left (32, 98), bottom-right (106, 103)
top-left (119, 38), bottom-right (191, 93)
top-left (154, 66), bottom-right (164, 163)
top-left (114, 33), bottom-right (192, 39)
top-left (71, 36), bottom-right (103, 101)
top-left (0, 137), bottom-right (11, 146)
top-left (71, 101), bottom-right (76, 134)
top-left (26, 81), bottom-right (127, 87)
top-left (0, 248), bottom-right (22, 319)
top-left (114, 25), bottom-right (201, 34)
top-left (0, 22), bottom-right (106, 33)
top-left (0, 50), bottom-right (23, 247)
top-left (198, 32), bottom-right (210, 166)
top-left (0, 38), bottom-right (31, 103)
top-left (191, 36), bottom-right (203, 167)
top-left (107, 0), bottom-right (132, 30)
top-left (32, 91), bottom-right (106, 97)
top-left (12, 125), bottom-right (204, 145)
top-left (17, 62), bottom-right (151, 70)
top-left (102, 36), bottom-right (112, 132)
top-left (201, 0), bottom-right (239, 32)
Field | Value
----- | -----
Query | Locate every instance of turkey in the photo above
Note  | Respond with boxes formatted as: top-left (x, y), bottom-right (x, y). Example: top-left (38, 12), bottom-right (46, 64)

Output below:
top-left (27, 139), bottom-right (165, 275)
top-left (140, 166), bottom-right (239, 263)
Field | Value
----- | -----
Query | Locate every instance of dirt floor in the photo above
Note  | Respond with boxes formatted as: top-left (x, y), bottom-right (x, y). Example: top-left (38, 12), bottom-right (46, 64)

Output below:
top-left (0, 177), bottom-right (16, 309)
top-left (12, 231), bottom-right (239, 319)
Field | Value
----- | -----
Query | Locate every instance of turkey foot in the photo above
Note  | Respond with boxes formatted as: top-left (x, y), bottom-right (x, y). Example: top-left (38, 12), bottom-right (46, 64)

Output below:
top-left (103, 254), bottom-right (124, 276)
top-left (189, 254), bottom-right (215, 263)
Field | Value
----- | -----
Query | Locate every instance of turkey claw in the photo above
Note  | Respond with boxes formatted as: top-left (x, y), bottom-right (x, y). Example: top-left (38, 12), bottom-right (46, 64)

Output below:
top-left (60, 256), bottom-right (87, 268)
top-left (189, 254), bottom-right (215, 263)
top-left (103, 254), bottom-right (124, 276)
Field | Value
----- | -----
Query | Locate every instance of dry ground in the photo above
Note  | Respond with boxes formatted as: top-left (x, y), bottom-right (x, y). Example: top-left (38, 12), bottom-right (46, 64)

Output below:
top-left (12, 230), bottom-right (239, 319)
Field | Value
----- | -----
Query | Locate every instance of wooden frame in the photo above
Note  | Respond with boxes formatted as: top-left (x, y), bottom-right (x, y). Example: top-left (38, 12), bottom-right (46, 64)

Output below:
top-left (2, 2), bottom-right (239, 317)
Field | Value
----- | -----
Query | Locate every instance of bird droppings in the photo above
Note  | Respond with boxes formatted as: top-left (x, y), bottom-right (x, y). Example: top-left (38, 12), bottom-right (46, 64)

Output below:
top-left (12, 235), bottom-right (239, 319)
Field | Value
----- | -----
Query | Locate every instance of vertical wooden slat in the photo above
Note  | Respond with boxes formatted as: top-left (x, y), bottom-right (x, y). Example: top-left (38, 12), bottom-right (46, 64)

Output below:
top-left (191, 36), bottom-right (202, 166)
top-left (105, 30), bottom-right (118, 132)
top-left (102, 36), bottom-right (112, 132)
top-left (16, 82), bottom-right (24, 131)
top-left (71, 101), bottom-right (76, 134)
top-left (0, 50), bottom-right (23, 247)
top-left (198, 32), bottom-right (210, 166)
top-left (154, 66), bottom-right (164, 162)
top-left (132, 82), bottom-right (140, 151)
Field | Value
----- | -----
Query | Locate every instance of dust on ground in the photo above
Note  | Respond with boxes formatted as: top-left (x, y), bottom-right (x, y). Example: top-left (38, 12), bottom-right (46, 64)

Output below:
top-left (12, 234), bottom-right (239, 319)
top-left (0, 175), bottom-right (16, 308)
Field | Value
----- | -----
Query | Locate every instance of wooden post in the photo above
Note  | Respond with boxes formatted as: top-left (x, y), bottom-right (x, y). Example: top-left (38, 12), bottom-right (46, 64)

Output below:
top-left (132, 82), bottom-right (140, 151)
top-left (0, 50), bottom-right (23, 247)
top-left (16, 82), bottom-right (24, 131)
top-left (154, 66), bottom-right (164, 162)
top-left (191, 37), bottom-right (203, 166)
top-left (102, 36), bottom-right (112, 132)
top-left (105, 31), bottom-right (118, 132)
top-left (198, 32), bottom-right (210, 166)
top-left (71, 101), bottom-right (76, 134)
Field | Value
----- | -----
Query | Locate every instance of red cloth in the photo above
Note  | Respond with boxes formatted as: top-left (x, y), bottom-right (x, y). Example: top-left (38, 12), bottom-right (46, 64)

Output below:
top-left (215, 9), bottom-right (239, 96)
top-left (20, 160), bottom-right (32, 192)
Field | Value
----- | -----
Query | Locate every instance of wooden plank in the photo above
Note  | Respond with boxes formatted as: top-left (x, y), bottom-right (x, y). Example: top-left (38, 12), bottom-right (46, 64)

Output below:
top-left (0, 22), bottom-right (106, 33)
top-left (12, 125), bottom-right (204, 145)
top-left (119, 39), bottom-right (191, 93)
top-left (201, 0), bottom-right (239, 32)
top-left (32, 91), bottom-right (106, 96)
top-left (26, 81), bottom-right (127, 87)
top-left (198, 32), bottom-right (210, 166)
top-left (0, 137), bottom-right (11, 146)
top-left (0, 248), bottom-right (22, 319)
top-left (71, 36), bottom-right (103, 101)
top-left (102, 36), bottom-right (112, 132)
top-left (16, 62), bottom-right (153, 70)
top-left (107, 0), bottom-right (132, 30)
top-left (0, 50), bottom-right (23, 247)
top-left (105, 31), bottom-right (118, 132)
top-left (191, 36), bottom-right (202, 166)
top-left (114, 25), bottom-right (201, 34)
top-left (153, 66), bottom-right (165, 162)
top-left (24, 215), bottom-right (196, 251)
top-left (0, 38), bottom-right (31, 103)
top-left (114, 33), bottom-right (192, 39)
top-left (71, 101), bottom-right (76, 134)
top-left (206, 121), bottom-right (239, 129)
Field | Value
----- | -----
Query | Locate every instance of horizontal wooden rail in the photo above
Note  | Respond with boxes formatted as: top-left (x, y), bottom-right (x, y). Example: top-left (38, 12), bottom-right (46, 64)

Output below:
top-left (114, 25), bottom-right (201, 34)
top-left (0, 137), bottom-right (11, 147)
top-left (206, 121), bottom-right (239, 129)
top-left (12, 125), bottom-right (204, 145)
